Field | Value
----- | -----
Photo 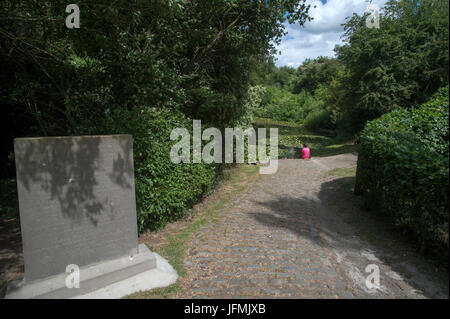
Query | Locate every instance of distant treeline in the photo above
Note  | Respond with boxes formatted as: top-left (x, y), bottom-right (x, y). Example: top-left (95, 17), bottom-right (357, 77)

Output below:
top-left (250, 0), bottom-right (449, 136)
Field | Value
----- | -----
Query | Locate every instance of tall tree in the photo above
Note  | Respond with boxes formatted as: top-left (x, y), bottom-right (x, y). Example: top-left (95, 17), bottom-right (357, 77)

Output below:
top-left (0, 1), bottom-right (313, 177)
top-left (292, 56), bottom-right (344, 94)
top-left (332, 0), bottom-right (449, 132)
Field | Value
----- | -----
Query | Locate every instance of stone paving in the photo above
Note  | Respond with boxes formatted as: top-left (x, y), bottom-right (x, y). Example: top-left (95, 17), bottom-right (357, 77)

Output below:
top-left (181, 159), bottom-right (353, 298)
top-left (178, 157), bottom-right (449, 299)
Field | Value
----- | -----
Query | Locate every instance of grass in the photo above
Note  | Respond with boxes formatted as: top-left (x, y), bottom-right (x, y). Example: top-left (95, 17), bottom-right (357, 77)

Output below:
top-left (326, 167), bottom-right (357, 177)
top-left (125, 164), bottom-right (260, 299)
top-left (253, 117), bottom-right (303, 128)
top-left (129, 283), bottom-right (182, 298)
top-left (253, 117), bottom-right (358, 158)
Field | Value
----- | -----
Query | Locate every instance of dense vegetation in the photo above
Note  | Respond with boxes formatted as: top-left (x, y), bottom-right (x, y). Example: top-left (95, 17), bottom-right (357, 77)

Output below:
top-left (355, 86), bottom-right (449, 256)
top-left (252, 0), bottom-right (449, 136)
top-left (0, 0), bottom-right (312, 231)
top-left (330, 0), bottom-right (449, 133)
top-left (249, 0), bottom-right (449, 257)
top-left (0, 0), bottom-right (448, 248)
top-left (249, 57), bottom-right (337, 132)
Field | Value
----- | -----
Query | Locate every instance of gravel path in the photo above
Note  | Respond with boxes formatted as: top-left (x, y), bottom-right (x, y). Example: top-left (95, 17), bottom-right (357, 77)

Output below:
top-left (178, 155), bottom-right (449, 299)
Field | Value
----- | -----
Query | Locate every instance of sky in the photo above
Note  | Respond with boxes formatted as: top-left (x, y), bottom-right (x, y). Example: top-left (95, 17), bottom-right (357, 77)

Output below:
top-left (274, 0), bottom-right (388, 67)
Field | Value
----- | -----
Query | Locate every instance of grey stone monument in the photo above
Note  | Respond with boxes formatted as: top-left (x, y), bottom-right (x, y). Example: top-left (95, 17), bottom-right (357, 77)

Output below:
top-left (6, 135), bottom-right (158, 298)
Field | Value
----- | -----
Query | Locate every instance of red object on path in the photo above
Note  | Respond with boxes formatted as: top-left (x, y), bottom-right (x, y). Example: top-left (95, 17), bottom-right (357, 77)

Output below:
top-left (302, 147), bottom-right (310, 159)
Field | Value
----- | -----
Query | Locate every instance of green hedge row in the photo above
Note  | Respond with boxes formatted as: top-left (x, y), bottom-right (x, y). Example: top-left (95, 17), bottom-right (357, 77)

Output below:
top-left (355, 86), bottom-right (449, 255)
top-left (104, 107), bottom-right (217, 232)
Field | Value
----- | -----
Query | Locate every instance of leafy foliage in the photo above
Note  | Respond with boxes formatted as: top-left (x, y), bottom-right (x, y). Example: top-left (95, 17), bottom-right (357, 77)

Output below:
top-left (103, 107), bottom-right (217, 231)
top-left (255, 86), bottom-right (324, 124)
top-left (303, 108), bottom-right (334, 131)
top-left (292, 56), bottom-right (343, 94)
top-left (242, 0), bottom-right (449, 137)
top-left (330, 0), bottom-right (449, 133)
top-left (355, 86), bottom-right (449, 255)
top-left (0, 0), bottom-right (312, 231)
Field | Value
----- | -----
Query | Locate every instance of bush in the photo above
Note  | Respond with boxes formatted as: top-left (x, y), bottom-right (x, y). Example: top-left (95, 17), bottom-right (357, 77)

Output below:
top-left (303, 109), bottom-right (334, 131)
top-left (0, 1), bottom-right (314, 232)
top-left (104, 107), bottom-right (217, 232)
top-left (256, 87), bottom-right (324, 123)
top-left (355, 86), bottom-right (449, 255)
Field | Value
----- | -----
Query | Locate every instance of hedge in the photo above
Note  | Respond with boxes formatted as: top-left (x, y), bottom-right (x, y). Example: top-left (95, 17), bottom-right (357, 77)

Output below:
top-left (104, 106), bottom-right (218, 232)
top-left (355, 86), bottom-right (449, 255)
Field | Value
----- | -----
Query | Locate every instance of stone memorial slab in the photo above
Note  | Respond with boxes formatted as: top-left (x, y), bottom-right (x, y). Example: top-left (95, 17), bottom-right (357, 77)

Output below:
top-left (6, 135), bottom-right (163, 298)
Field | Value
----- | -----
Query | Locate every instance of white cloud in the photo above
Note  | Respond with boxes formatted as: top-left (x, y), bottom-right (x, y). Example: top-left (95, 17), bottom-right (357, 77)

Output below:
top-left (274, 0), bottom-right (388, 67)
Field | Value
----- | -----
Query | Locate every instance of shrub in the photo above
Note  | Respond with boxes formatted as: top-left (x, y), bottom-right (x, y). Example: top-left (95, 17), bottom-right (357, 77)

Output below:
top-left (355, 86), bottom-right (449, 255)
top-left (303, 109), bottom-right (334, 131)
top-left (256, 86), bottom-right (325, 124)
top-left (104, 106), bottom-right (217, 232)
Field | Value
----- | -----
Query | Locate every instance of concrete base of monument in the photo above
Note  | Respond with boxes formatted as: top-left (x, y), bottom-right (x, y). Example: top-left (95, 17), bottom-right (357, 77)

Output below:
top-left (5, 244), bottom-right (177, 299)
top-left (74, 251), bottom-right (178, 299)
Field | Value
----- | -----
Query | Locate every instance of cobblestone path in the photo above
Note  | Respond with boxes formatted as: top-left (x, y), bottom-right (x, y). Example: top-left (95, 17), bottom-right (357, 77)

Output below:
top-left (178, 157), bottom-right (448, 299)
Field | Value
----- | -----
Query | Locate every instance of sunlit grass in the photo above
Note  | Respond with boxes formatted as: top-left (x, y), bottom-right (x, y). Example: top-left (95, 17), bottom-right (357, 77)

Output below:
top-left (326, 167), bottom-right (357, 177)
top-left (253, 118), bottom-right (357, 158)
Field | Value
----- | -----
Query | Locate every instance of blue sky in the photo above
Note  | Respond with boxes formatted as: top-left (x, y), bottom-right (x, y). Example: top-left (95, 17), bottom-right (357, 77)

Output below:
top-left (275, 0), bottom-right (388, 67)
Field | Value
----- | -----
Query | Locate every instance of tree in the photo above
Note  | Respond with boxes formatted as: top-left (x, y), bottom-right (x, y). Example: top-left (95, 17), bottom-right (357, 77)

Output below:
top-left (332, 0), bottom-right (449, 132)
top-left (0, 1), bottom-right (313, 229)
top-left (292, 56), bottom-right (344, 94)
